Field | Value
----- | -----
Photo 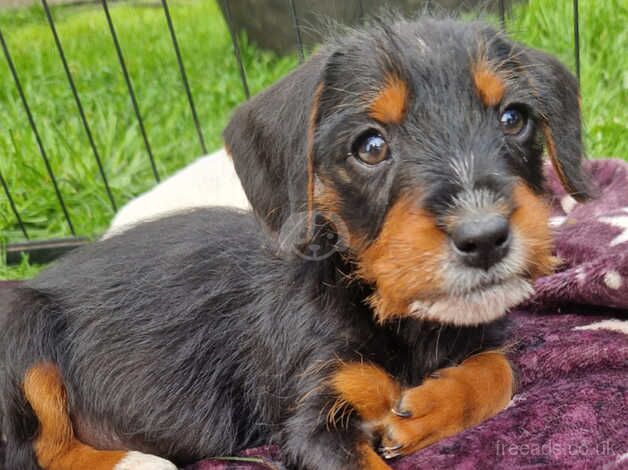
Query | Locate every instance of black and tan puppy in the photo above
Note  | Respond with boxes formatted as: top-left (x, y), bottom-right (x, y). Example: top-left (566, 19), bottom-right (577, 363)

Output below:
top-left (1, 16), bottom-right (590, 470)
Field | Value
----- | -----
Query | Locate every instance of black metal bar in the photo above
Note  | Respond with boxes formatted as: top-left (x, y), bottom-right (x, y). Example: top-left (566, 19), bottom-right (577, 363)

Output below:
top-left (161, 0), bottom-right (207, 155)
top-left (498, 0), bottom-right (506, 29)
top-left (573, 0), bottom-right (580, 84)
top-left (6, 238), bottom-right (89, 265)
top-left (222, 0), bottom-right (250, 99)
top-left (0, 27), bottom-right (76, 235)
top-left (289, 0), bottom-right (304, 63)
top-left (102, 0), bottom-right (160, 182)
top-left (42, 0), bottom-right (118, 212)
top-left (0, 167), bottom-right (29, 239)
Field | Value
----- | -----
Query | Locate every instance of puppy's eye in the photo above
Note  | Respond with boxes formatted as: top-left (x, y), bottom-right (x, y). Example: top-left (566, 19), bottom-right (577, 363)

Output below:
top-left (499, 107), bottom-right (528, 136)
top-left (353, 131), bottom-right (389, 165)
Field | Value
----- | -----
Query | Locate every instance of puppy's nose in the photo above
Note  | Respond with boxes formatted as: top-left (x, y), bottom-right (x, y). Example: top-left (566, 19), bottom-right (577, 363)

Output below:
top-left (451, 215), bottom-right (511, 270)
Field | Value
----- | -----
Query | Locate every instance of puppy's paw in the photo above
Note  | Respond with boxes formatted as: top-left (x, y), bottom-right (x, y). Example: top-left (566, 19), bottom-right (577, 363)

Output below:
top-left (377, 375), bottom-right (472, 459)
top-left (114, 451), bottom-right (178, 470)
top-left (377, 353), bottom-right (513, 460)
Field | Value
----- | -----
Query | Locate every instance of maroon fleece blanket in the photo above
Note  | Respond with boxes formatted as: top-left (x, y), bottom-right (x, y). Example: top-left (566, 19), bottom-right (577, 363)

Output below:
top-left (1, 160), bottom-right (626, 469)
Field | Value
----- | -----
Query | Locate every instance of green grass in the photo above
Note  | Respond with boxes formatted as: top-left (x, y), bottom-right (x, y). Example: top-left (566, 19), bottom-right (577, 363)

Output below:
top-left (507, 0), bottom-right (627, 161)
top-left (0, 252), bottom-right (40, 279)
top-left (0, 0), bottom-right (626, 279)
top-left (0, 0), bottom-right (297, 244)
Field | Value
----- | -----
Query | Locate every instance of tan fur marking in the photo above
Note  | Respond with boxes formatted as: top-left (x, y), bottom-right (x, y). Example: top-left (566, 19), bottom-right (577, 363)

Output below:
top-left (511, 182), bottom-right (557, 278)
top-left (23, 363), bottom-right (127, 470)
top-left (357, 194), bottom-right (447, 322)
top-left (379, 351), bottom-right (514, 455)
top-left (313, 183), bottom-right (341, 219)
top-left (330, 364), bottom-right (396, 469)
top-left (313, 181), bottom-right (368, 252)
top-left (473, 61), bottom-right (505, 107)
top-left (542, 125), bottom-right (575, 196)
top-left (329, 362), bottom-right (400, 425)
top-left (368, 75), bottom-right (408, 124)
top-left (359, 442), bottom-right (393, 470)
top-left (306, 83), bottom-right (325, 230)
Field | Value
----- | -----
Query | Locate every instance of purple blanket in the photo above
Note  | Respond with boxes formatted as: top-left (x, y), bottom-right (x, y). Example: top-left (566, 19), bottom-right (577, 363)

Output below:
top-left (1, 161), bottom-right (626, 469)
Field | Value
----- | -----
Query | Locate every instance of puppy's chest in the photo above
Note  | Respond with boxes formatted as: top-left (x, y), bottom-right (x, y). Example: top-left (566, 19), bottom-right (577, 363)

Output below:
top-left (356, 321), bottom-right (483, 388)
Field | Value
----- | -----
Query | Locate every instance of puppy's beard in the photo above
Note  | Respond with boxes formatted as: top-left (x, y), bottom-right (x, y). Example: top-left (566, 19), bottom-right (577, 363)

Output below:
top-left (408, 277), bottom-right (533, 326)
top-left (408, 233), bottom-right (533, 326)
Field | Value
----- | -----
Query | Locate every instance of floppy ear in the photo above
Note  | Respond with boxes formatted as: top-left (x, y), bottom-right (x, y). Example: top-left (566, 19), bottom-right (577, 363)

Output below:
top-left (223, 54), bottom-right (327, 232)
top-left (525, 48), bottom-right (593, 201)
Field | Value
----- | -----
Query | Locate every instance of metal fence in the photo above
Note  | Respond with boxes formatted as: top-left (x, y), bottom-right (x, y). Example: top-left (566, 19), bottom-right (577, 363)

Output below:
top-left (0, 0), bottom-right (582, 265)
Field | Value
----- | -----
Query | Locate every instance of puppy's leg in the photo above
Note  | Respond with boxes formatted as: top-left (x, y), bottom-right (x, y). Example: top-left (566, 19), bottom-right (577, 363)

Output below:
top-left (22, 363), bottom-right (177, 470)
top-left (2, 382), bottom-right (41, 470)
top-left (329, 362), bottom-right (401, 424)
top-left (328, 363), bottom-right (401, 470)
top-left (378, 351), bottom-right (514, 458)
top-left (281, 362), bottom-right (398, 470)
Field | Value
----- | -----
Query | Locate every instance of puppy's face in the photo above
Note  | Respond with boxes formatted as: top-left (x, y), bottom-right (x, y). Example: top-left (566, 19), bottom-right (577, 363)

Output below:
top-left (225, 18), bottom-right (591, 326)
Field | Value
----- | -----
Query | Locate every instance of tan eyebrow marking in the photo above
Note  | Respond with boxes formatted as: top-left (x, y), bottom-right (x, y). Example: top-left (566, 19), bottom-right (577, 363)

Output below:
top-left (472, 59), bottom-right (505, 107)
top-left (368, 74), bottom-right (409, 124)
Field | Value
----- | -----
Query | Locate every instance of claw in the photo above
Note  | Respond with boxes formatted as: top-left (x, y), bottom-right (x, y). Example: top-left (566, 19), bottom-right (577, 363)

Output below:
top-left (378, 443), bottom-right (403, 460)
top-left (391, 407), bottom-right (412, 418)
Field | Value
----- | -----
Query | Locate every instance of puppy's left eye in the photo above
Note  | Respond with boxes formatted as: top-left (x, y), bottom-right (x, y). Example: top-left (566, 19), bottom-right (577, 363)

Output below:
top-left (499, 107), bottom-right (528, 136)
top-left (353, 131), bottom-right (390, 165)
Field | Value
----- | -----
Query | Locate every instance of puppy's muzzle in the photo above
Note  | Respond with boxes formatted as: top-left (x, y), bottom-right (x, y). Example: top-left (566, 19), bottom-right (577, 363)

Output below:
top-left (450, 214), bottom-right (511, 270)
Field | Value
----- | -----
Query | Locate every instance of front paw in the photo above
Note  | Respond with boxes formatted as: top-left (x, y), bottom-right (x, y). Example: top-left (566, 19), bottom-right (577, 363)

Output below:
top-left (377, 352), bottom-right (514, 459)
top-left (377, 375), bottom-right (472, 459)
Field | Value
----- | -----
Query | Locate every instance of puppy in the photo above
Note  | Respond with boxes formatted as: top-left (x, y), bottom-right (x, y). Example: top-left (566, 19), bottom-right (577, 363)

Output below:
top-left (1, 16), bottom-right (590, 470)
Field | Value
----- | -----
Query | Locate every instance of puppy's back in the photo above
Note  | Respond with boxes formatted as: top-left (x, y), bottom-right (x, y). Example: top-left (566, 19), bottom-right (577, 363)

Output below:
top-left (1, 208), bottom-right (284, 461)
top-left (39, 207), bottom-right (260, 282)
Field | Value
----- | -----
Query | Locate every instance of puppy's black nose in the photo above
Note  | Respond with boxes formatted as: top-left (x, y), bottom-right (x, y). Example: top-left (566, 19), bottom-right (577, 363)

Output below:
top-left (451, 215), bottom-right (511, 270)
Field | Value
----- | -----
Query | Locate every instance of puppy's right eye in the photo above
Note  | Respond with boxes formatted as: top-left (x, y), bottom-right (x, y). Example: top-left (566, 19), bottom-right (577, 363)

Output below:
top-left (352, 131), bottom-right (390, 165)
top-left (500, 106), bottom-right (529, 136)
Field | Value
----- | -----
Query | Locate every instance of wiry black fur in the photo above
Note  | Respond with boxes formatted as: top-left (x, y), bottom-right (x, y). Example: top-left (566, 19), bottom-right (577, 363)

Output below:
top-left (1, 16), bottom-right (589, 470)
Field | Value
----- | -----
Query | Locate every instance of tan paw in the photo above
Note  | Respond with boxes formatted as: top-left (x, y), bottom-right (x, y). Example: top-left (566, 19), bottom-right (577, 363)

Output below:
top-left (377, 375), bottom-right (473, 459)
top-left (377, 353), bottom-right (513, 459)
